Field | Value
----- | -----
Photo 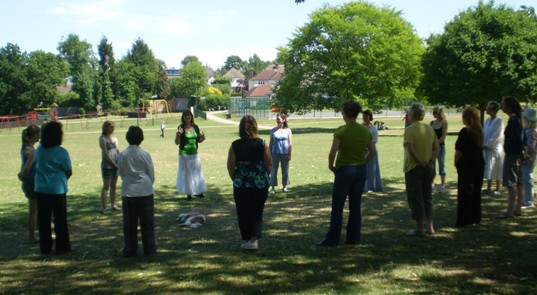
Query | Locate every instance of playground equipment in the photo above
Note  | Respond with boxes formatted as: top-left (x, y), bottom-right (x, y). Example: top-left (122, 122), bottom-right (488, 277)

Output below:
top-left (143, 99), bottom-right (171, 116)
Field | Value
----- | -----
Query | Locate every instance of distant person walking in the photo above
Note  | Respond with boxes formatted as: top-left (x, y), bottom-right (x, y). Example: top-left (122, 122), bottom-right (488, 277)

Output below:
top-left (403, 103), bottom-right (439, 236)
top-left (269, 113), bottom-right (292, 194)
top-left (175, 110), bottom-right (207, 201)
top-left (118, 126), bottom-right (156, 257)
top-left (160, 121), bottom-right (166, 138)
top-left (18, 125), bottom-right (41, 243)
top-left (317, 100), bottom-right (375, 247)
top-left (227, 115), bottom-right (271, 250)
top-left (482, 101), bottom-right (504, 196)
top-left (430, 106), bottom-right (448, 194)
top-left (521, 108), bottom-right (537, 208)
top-left (99, 121), bottom-right (120, 214)
top-left (362, 110), bottom-right (384, 192)
top-left (500, 96), bottom-right (524, 218)
top-left (35, 121), bottom-right (72, 254)
top-left (454, 107), bottom-right (484, 227)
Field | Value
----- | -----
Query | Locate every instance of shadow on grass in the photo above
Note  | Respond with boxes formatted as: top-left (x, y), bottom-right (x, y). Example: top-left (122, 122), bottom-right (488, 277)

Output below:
top-left (1, 182), bottom-right (536, 294)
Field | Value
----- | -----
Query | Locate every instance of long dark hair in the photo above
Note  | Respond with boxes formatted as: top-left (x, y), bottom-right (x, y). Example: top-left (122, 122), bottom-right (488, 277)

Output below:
top-left (181, 109), bottom-right (195, 126)
top-left (239, 115), bottom-right (258, 140)
top-left (277, 113), bottom-right (288, 128)
top-left (462, 107), bottom-right (483, 149)
top-left (502, 96), bottom-right (522, 117)
top-left (40, 121), bottom-right (63, 148)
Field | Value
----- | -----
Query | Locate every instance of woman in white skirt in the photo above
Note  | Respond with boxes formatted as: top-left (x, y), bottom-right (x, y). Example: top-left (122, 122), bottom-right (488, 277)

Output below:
top-left (483, 101), bottom-right (504, 195)
top-left (175, 110), bottom-right (207, 201)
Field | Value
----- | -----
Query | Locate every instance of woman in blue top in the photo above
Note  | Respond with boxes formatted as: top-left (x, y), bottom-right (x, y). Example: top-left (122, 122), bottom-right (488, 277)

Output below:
top-left (35, 121), bottom-right (72, 254)
top-left (269, 113), bottom-right (292, 193)
top-left (18, 125), bottom-right (40, 243)
top-left (175, 110), bottom-right (207, 201)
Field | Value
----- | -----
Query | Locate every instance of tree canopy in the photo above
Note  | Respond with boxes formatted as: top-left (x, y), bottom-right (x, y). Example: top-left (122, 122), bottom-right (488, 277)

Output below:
top-left (419, 2), bottom-right (537, 112)
top-left (275, 2), bottom-right (424, 113)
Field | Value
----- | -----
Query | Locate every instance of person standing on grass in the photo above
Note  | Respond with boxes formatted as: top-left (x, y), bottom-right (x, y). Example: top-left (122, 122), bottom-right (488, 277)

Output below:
top-left (521, 108), bottom-right (537, 208)
top-left (454, 107), bottom-right (484, 227)
top-left (227, 115), bottom-right (271, 250)
top-left (403, 102), bottom-right (439, 236)
top-left (482, 101), bottom-right (504, 196)
top-left (269, 113), bottom-right (292, 194)
top-left (160, 121), bottom-right (166, 138)
top-left (500, 96), bottom-right (524, 218)
top-left (35, 121), bottom-right (72, 255)
top-left (99, 120), bottom-right (120, 214)
top-left (430, 106), bottom-right (448, 194)
top-left (317, 100), bottom-right (375, 247)
top-left (118, 126), bottom-right (156, 257)
top-left (175, 110), bottom-right (207, 201)
top-left (18, 125), bottom-right (40, 243)
top-left (362, 110), bottom-right (384, 192)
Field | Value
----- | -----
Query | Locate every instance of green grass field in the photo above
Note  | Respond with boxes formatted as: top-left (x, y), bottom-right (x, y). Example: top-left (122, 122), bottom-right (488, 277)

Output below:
top-left (0, 113), bottom-right (536, 294)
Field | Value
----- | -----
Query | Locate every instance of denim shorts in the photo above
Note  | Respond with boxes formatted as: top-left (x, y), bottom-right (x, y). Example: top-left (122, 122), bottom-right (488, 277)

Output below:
top-left (102, 168), bottom-right (118, 179)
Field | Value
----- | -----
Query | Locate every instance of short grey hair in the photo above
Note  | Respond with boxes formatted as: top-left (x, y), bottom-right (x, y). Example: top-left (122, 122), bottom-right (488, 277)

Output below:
top-left (487, 101), bottom-right (500, 111)
top-left (408, 102), bottom-right (425, 122)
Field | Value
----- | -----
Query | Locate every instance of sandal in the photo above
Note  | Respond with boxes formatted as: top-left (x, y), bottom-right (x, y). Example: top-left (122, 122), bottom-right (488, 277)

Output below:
top-left (112, 205), bottom-right (122, 211)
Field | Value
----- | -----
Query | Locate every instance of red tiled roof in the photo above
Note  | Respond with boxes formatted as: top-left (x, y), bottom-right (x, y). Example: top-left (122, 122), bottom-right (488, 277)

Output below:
top-left (247, 84), bottom-right (272, 97)
top-left (251, 64), bottom-right (284, 81)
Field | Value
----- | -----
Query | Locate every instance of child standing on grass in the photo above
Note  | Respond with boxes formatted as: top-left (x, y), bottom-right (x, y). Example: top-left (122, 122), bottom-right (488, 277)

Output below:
top-left (18, 125), bottom-right (41, 243)
top-left (160, 121), bottom-right (165, 138)
top-left (118, 126), bottom-right (156, 257)
top-left (99, 121), bottom-right (120, 214)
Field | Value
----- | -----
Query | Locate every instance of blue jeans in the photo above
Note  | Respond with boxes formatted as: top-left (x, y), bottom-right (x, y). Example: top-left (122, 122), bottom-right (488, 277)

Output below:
top-left (522, 162), bottom-right (534, 206)
top-left (324, 165), bottom-right (366, 245)
top-left (436, 145), bottom-right (446, 176)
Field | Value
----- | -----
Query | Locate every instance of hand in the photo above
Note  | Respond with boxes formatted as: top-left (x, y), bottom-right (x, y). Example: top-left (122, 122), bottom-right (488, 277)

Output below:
top-left (329, 165), bottom-right (336, 173)
top-left (17, 172), bottom-right (24, 181)
top-left (288, 154), bottom-right (292, 161)
top-left (177, 127), bottom-right (184, 134)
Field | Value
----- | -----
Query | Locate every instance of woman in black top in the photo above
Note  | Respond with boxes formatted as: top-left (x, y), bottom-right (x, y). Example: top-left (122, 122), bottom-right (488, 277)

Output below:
top-left (454, 107), bottom-right (484, 226)
top-left (227, 115), bottom-right (271, 250)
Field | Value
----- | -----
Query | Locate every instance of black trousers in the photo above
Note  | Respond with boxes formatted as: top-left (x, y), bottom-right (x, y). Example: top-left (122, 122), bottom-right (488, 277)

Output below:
top-left (37, 193), bottom-right (71, 254)
top-left (233, 188), bottom-right (268, 241)
top-left (456, 171), bottom-right (483, 226)
top-left (122, 195), bottom-right (156, 257)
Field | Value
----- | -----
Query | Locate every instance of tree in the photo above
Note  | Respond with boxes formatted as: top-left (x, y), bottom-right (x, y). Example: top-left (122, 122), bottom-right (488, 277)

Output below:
top-left (276, 2), bottom-right (424, 113)
top-left (26, 51), bottom-right (68, 108)
top-left (246, 54), bottom-right (271, 76)
top-left (181, 55), bottom-right (200, 67)
top-left (223, 55), bottom-right (246, 72)
top-left (419, 1), bottom-right (537, 118)
top-left (0, 43), bottom-right (29, 114)
top-left (57, 34), bottom-right (98, 112)
top-left (123, 38), bottom-right (162, 106)
top-left (175, 59), bottom-right (207, 99)
top-left (97, 36), bottom-right (117, 110)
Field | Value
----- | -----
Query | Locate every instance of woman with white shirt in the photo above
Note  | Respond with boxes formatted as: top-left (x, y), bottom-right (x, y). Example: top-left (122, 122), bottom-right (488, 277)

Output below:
top-left (482, 101), bottom-right (504, 195)
top-left (269, 113), bottom-right (292, 193)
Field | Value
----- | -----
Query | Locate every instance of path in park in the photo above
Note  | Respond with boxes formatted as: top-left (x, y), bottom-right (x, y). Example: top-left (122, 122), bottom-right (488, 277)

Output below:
top-left (206, 111), bottom-right (273, 130)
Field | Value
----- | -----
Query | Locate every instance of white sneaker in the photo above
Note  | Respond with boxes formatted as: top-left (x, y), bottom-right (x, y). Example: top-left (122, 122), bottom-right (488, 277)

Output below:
top-left (439, 186), bottom-right (446, 194)
top-left (270, 188), bottom-right (276, 194)
top-left (241, 241), bottom-right (258, 250)
top-left (282, 187), bottom-right (289, 193)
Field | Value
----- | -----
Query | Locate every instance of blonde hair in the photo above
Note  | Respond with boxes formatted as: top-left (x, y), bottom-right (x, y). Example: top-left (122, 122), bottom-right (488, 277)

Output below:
top-left (432, 106), bottom-right (446, 121)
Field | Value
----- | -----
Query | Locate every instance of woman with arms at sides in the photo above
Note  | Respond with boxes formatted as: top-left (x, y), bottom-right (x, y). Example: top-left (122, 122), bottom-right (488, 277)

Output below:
top-left (34, 121), bottom-right (72, 254)
top-left (521, 108), bottom-right (537, 208)
top-left (269, 113), bottom-right (292, 194)
top-left (317, 100), bottom-right (375, 247)
top-left (362, 110), bottom-right (383, 192)
top-left (99, 120), bottom-right (120, 214)
top-left (18, 125), bottom-right (41, 243)
top-left (227, 115), bottom-right (271, 250)
top-left (175, 110), bottom-right (207, 201)
top-left (430, 106), bottom-right (448, 194)
top-left (482, 101), bottom-right (504, 196)
top-left (454, 107), bottom-right (484, 227)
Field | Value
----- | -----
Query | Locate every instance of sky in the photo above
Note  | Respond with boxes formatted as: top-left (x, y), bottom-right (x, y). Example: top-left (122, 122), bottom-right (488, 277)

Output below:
top-left (0, 0), bottom-right (532, 69)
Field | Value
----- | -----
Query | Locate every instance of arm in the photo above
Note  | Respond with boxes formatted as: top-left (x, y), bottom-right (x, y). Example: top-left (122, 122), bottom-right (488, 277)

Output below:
top-left (268, 129), bottom-right (274, 154)
top-left (328, 137), bottom-right (340, 172)
top-left (18, 146), bottom-right (35, 181)
top-left (99, 136), bottom-right (118, 168)
top-left (454, 149), bottom-right (462, 167)
top-left (227, 146), bottom-right (236, 181)
top-left (264, 141), bottom-right (272, 173)
top-left (198, 126), bottom-right (206, 143)
top-left (438, 120), bottom-right (448, 144)
top-left (174, 126), bottom-right (183, 145)
top-left (365, 140), bottom-right (376, 163)
top-left (147, 153), bottom-right (155, 184)
top-left (287, 128), bottom-right (292, 161)
top-left (65, 169), bottom-right (73, 180)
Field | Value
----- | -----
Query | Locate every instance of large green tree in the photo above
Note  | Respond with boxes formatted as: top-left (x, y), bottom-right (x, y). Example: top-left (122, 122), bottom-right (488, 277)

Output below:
top-left (97, 36), bottom-right (117, 110)
top-left (0, 43), bottom-right (29, 114)
top-left (223, 55), bottom-right (246, 72)
top-left (173, 59), bottom-right (207, 99)
top-left (276, 2), bottom-right (424, 113)
top-left (420, 2), bottom-right (537, 115)
top-left (57, 34), bottom-right (98, 112)
top-left (246, 54), bottom-right (271, 76)
top-left (25, 51), bottom-right (68, 108)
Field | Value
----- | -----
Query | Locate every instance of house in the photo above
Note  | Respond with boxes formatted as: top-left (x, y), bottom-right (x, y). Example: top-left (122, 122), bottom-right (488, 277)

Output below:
top-left (206, 67), bottom-right (215, 85)
top-left (166, 68), bottom-right (180, 78)
top-left (248, 64), bottom-right (284, 91)
top-left (245, 84), bottom-right (272, 98)
top-left (223, 68), bottom-right (245, 91)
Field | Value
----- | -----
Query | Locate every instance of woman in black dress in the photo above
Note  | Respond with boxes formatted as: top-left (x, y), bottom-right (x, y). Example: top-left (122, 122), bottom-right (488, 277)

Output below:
top-left (454, 107), bottom-right (484, 227)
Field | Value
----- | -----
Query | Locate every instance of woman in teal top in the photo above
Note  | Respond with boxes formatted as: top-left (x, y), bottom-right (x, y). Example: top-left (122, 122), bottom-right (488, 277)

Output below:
top-left (175, 110), bottom-right (207, 201)
top-left (317, 100), bottom-right (375, 247)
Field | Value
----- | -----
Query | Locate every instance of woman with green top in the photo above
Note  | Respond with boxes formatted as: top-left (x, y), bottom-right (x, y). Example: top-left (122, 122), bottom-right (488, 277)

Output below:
top-left (175, 110), bottom-right (207, 201)
top-left (317, 100), bottom-right (375, 247)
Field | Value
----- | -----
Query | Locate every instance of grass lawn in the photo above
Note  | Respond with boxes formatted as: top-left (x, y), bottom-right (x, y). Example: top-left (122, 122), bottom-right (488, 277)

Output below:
top-left (0, 113), bottom-right (536, 294)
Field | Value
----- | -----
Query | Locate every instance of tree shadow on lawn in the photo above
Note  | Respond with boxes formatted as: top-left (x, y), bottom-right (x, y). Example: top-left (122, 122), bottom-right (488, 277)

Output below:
top-left (1, 181), bottom-right (537, 294)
